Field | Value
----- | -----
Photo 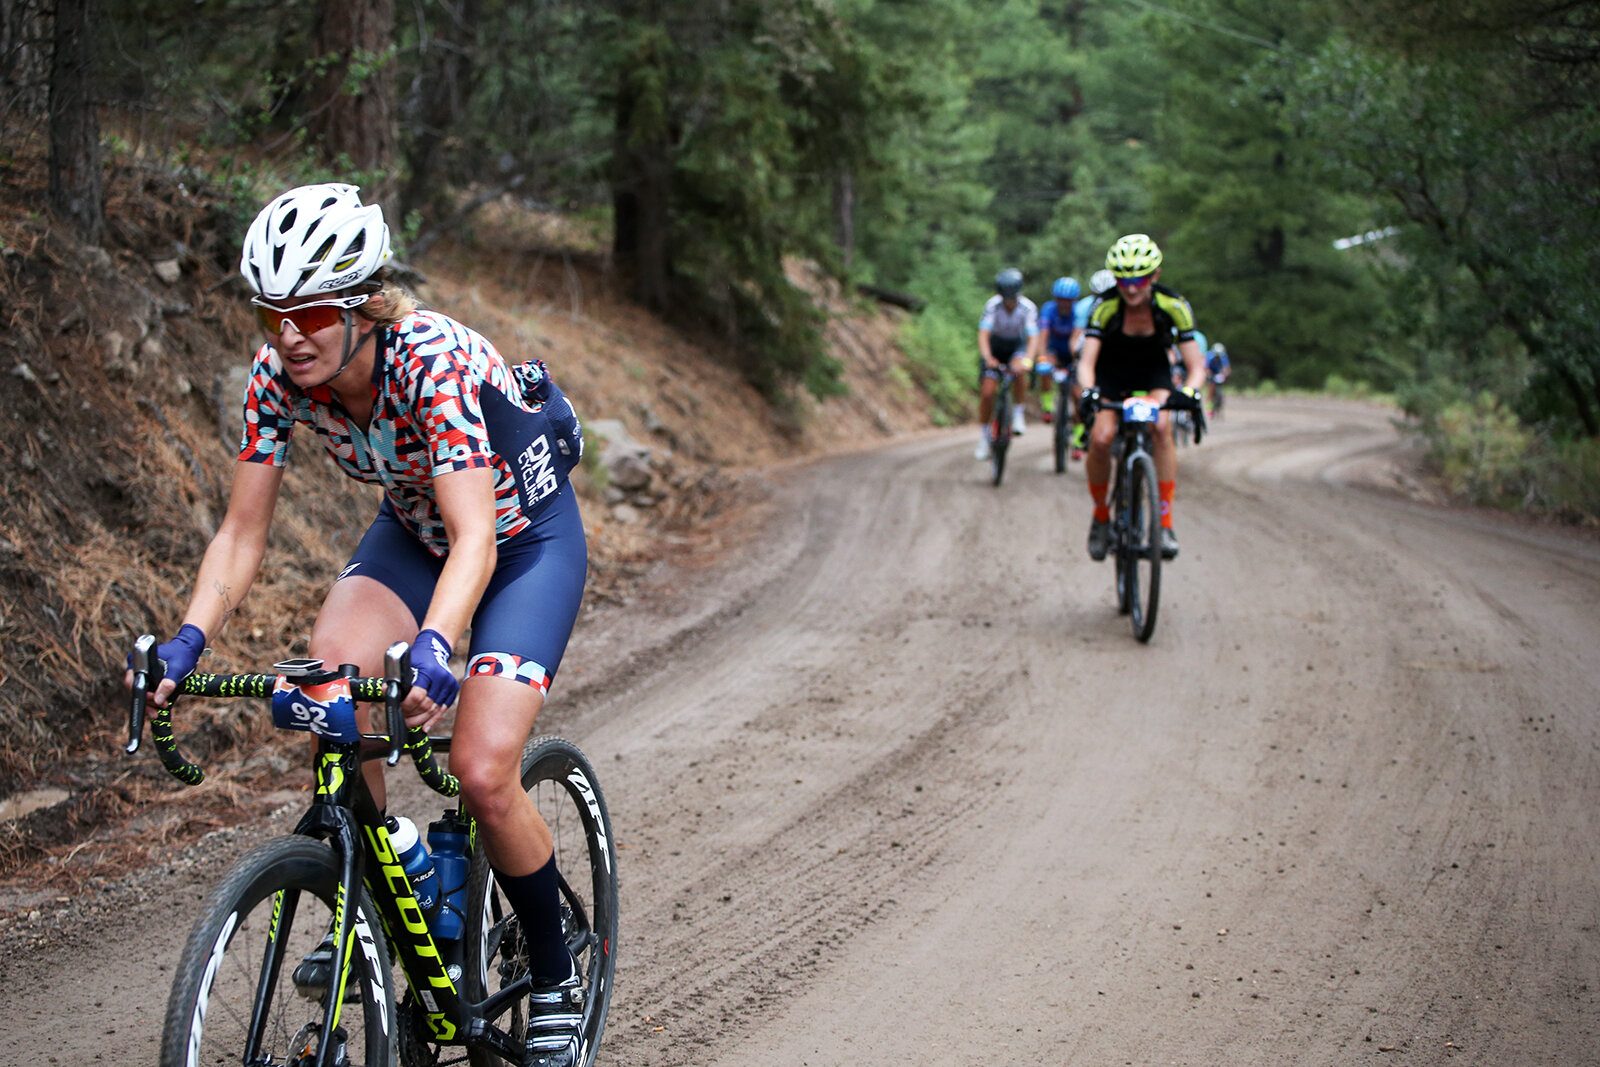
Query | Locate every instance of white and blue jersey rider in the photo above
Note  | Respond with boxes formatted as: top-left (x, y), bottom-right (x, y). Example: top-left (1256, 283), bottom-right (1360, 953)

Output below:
top-left (975, 267), bottom-right (1039, 460)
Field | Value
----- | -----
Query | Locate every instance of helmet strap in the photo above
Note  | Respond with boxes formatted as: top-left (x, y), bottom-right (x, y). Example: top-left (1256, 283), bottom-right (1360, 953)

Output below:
top-left (307, 310), bottom-right (373, 390)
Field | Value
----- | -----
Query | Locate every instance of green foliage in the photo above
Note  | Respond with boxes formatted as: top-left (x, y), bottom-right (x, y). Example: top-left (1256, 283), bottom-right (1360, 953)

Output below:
top-left (898, 239), bottom-right (986, 420)
top-left (1399, 383), bottom-right (1600, 520)
top-left (71, 0), bottom-right (1600, 497)
top-left (1293, 26), bottom-right (1600, 437)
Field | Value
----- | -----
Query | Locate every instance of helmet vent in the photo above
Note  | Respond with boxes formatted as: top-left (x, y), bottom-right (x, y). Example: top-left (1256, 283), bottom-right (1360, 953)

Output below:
top-left (311, 235), bottom-right (337, 266)
top-left (334, 233), bottom-right (366, 273)
top-left (278, 208), bottom-right (297, 234)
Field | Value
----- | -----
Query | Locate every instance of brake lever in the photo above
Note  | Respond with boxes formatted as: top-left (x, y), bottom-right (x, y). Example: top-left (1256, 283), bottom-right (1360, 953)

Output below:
top-left (383, 641), bottom-right (412, 767)
top-left (126, 634), bottom-right (160, 755)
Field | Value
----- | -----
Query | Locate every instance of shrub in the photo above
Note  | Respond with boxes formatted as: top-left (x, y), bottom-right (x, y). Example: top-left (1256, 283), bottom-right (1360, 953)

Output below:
top-left (1429, 392), bottom-right (1535, 506)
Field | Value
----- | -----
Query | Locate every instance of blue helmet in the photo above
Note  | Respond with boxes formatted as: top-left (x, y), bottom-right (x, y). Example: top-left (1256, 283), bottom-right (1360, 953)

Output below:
top-left (1051, 276), bottom-right (1081, 300)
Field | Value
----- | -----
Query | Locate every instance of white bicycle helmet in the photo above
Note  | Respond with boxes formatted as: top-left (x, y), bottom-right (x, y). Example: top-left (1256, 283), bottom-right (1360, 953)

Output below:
top-left (1089, 269), bottom-right (1116, 295)
top-left (240, 183), bottom-right (391, 300)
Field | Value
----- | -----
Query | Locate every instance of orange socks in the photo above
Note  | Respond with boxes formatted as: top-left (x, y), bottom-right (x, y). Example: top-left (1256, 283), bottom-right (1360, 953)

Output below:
top-left (1090, 482), bottom-right (1110, 523)
top-left (1159, 481), bottom-right (1175, 528)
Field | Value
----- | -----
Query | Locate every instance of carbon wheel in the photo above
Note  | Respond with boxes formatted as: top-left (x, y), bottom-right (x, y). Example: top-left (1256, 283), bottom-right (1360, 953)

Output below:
top-left (160, 835), bottom-right (397, 1067)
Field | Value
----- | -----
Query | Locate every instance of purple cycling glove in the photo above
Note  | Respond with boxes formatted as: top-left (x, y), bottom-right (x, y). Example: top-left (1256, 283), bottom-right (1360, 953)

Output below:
top-left (411, 628), bottom-right (460, 708)
top-left (128, 623), bottom-right (207, 692)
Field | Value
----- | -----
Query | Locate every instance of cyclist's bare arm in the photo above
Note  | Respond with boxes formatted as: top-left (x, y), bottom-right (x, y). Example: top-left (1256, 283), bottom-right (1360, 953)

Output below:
top-left (407, 465), bottom-right (499, 727)
top-left (1077, 335), bottom-right (1101, 391)
top-left (977, 328), bottom-right (999, 368)
top-left (1176, 338), bottom-right (1206, 392)
top-left (127, 460), bottom-right (285, 705)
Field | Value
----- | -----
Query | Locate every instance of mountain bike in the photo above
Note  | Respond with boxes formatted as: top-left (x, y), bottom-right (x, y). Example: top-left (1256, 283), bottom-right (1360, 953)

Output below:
top-left (989, 368), bottom-right (1016, 487)
top-left (125, 636), bottom-right (619, 1067)
top-left (1085, 393), bottom-right (1203, 643)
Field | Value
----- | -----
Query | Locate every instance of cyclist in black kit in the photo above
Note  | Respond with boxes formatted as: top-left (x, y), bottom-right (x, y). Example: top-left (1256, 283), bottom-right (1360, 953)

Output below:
top-left (1077, 235), bottom-right (1206, 561)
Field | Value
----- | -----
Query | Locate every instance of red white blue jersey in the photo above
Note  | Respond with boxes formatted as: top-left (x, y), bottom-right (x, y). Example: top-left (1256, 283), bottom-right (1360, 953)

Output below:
top-left (239, 309), bottom-right (577, 556)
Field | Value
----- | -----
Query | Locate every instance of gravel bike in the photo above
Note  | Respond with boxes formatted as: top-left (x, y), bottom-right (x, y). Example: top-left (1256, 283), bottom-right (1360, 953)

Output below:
top-left (1084, 393), bottom-right (1203, 643)
top-left (125, 637), bottom-right (619, 1067)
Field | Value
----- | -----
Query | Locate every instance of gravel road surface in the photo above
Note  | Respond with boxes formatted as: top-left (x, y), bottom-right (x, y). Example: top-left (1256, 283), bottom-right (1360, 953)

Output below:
top-left (6, 396), bottom-right (1597, 1067)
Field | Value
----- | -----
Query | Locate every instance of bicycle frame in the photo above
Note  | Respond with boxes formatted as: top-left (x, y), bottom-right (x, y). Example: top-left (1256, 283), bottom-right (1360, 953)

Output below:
top-left (126, 639), bottom-right (530, 1067)
top-left (1109, 406), bottom-right (1157, 547)
top-left (290, 738), bottom-right (530, 1066)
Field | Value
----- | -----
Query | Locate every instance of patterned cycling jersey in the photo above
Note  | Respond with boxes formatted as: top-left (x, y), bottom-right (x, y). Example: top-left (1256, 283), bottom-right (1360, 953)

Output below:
top-left (978, 295), bottom-right (1040, 340)
top-left (239, 309), bottom-right (580, 556)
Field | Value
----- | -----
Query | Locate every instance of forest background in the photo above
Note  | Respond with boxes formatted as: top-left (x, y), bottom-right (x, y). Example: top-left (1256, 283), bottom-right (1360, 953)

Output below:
top-left (8, 0), bottom-right (1600, 511)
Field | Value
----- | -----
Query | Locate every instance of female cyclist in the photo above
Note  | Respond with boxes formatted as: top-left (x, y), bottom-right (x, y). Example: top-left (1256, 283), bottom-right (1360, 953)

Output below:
top-left (127, 183), bottom-right (590, 1066)
top-left (1076, 233), bottom-right (1205, 561)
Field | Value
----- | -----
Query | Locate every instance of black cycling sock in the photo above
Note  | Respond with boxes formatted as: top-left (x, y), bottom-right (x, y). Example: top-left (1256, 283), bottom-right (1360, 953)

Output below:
top-left (494, 857), bottom-right (573, 984)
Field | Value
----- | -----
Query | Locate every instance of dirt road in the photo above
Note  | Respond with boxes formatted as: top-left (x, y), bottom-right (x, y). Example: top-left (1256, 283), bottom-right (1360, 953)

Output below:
top-left (7, 396), bottom-right (1599, 1066)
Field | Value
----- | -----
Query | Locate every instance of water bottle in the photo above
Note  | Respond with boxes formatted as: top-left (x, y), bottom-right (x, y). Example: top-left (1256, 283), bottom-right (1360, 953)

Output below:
top-left (427, 813), bottom-right (471, 943)
top-left (388, 815), bottom-right (440, 918)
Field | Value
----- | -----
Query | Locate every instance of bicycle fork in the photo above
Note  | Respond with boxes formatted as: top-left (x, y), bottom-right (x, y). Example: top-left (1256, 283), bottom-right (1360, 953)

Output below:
top-left (245, 750), bottom-right (390, 1067)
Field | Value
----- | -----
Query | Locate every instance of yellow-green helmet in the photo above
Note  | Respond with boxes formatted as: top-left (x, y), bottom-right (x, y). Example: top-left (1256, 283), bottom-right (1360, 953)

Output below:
top-left (1106, 233), bottom-right (1163, 276)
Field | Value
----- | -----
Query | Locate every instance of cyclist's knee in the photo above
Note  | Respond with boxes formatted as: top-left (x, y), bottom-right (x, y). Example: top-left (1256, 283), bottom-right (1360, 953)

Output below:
top-left (455, 763), bottom-right (526, 828)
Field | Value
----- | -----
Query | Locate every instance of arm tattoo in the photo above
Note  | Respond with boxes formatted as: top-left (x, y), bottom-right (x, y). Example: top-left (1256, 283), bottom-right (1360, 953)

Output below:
top-left (211, 580), bottom-right (237, 628)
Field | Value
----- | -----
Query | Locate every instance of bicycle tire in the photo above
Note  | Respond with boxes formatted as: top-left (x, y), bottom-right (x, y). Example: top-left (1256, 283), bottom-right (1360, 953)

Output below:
top-left (462, 735), bottom-right (619, 1067)
top-left (1111, 456), bottom-right (1132, 614)
top-left (1053, 406), bottom-right (1069, 473)
top-left (160, 835), bottom-right (397, 1067)
top-left (991, 389), bottom-right (1011, 487)
top-left (1127, 452), bottom-right (1162, 642)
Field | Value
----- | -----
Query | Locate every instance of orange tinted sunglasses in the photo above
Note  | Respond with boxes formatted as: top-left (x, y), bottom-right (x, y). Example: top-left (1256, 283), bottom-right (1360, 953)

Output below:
top-left (251, 293), bottom-right (371, 336)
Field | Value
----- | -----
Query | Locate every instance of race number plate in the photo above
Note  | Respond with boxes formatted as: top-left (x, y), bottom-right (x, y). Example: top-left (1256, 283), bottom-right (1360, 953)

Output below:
top-left (1122, 397), bottom-right (1160, 423)
top-left (271, 675), bottom-right (361, 741)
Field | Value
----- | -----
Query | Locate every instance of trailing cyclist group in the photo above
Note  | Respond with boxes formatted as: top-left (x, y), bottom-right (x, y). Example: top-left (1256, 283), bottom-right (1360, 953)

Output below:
top-left (974, 234), bottom-right (1232, 565)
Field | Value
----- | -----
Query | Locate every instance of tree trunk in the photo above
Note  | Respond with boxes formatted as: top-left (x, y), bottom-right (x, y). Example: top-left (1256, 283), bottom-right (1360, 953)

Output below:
top-left (310, 0), bottom-right (398, 214)
top-left (611, 63), bottom-right (674, 311)
top-left (3, 0), bottom-right (51, 120)
top-left (833, 166), bottom-right (855, 267)
top-left (398, 0), bottom-right (482, 225)
top-left (47, 0), bottom-right (102, 245)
